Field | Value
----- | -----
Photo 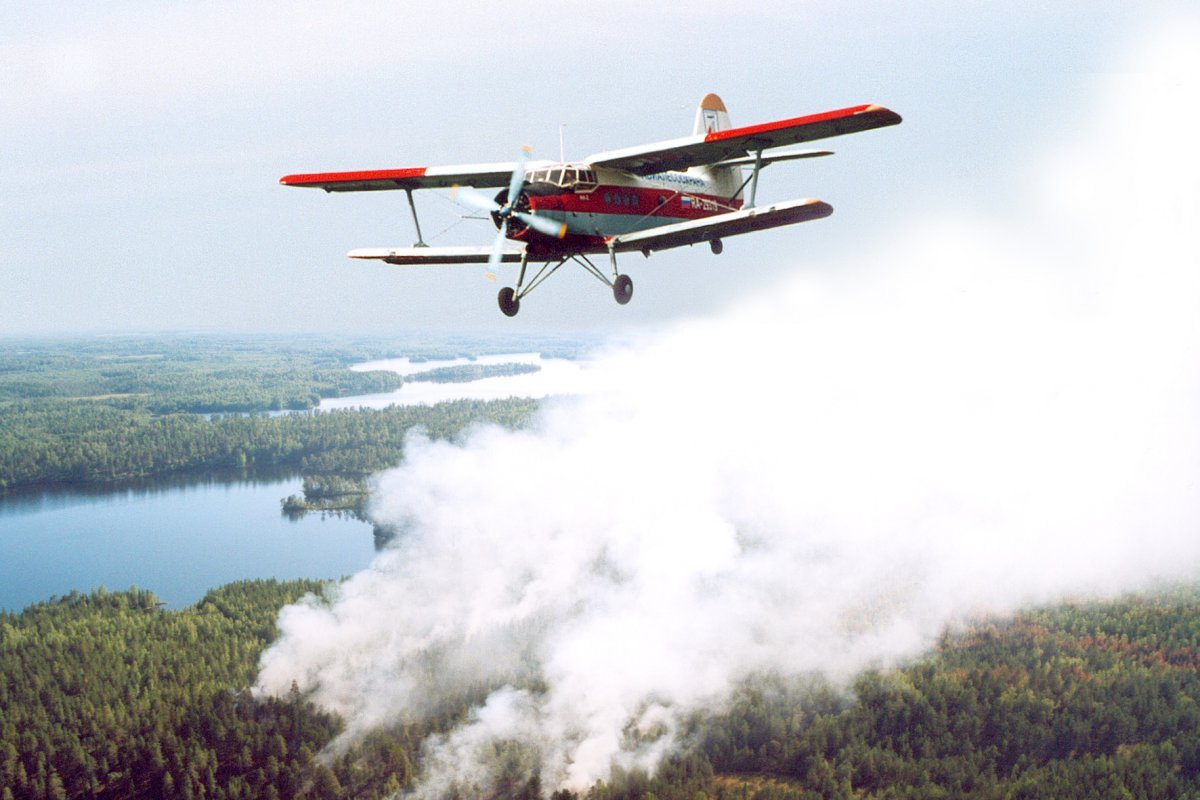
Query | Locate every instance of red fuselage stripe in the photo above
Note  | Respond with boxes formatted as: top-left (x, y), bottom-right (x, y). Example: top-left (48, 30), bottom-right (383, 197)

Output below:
top-left (534, 185), bottom-right (741, 220)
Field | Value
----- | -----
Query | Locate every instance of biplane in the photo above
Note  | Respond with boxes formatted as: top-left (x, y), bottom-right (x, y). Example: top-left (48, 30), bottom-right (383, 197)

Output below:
top-left (280, 94), bottom-right (901, 316)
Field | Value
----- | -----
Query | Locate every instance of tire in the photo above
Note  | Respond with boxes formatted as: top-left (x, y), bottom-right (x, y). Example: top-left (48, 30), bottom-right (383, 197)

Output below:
top-left (612, 274), bottom-right (633, 305)
top-left (498, 287), bottom-right (520, 317)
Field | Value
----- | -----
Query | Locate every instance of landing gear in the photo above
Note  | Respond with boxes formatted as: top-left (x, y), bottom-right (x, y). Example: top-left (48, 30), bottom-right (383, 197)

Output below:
top-left (710, 238), bottom-right (724, 255)
top-left (498, 286), bottom-right (520, 317)
top-left (492, 252), bottom-right (633, 316)
top-left (612, 274), bottom-right (633, 305)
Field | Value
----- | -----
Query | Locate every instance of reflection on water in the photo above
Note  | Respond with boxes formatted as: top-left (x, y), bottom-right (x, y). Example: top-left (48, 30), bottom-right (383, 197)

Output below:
top-left (0, 473), bottom-right (376, 613)
top-left (0, 465), bottom-right (300, 517)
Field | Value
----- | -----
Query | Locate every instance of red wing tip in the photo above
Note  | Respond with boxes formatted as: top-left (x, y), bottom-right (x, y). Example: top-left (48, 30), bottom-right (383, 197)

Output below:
top-left (277, 167), bottom-right (430, 187)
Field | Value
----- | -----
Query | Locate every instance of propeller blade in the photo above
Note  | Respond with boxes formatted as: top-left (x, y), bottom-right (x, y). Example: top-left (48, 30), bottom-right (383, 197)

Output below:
top-left (452, 185), bottom-right (500, 214)
top-left (516, 211), bottom-right (567, 239)
top-left (484, 220), bottom-right (509, 280)
top-left (505, 146), bottom-right (531, 206)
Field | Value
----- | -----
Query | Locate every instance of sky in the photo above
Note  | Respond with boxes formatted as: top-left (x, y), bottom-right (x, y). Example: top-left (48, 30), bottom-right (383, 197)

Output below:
top-left (2, 0), bottom-right (1193, 336)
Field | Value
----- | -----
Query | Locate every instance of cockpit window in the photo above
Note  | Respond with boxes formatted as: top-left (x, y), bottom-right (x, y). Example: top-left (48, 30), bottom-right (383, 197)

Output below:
top-left (529, 165), bottom-right (597, 192)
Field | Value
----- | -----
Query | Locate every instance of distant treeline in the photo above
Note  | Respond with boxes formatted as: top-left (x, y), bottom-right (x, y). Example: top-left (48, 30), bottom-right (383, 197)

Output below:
top-left (0, 334), bottom-right (584, 414)
top-left (0, 335), bottom-right (405, 414)
top-left (0, 334), bottom-right (562, 492)
top-left (0, 398), bottom-right (539, 492)
top-left (5, 583), bottom-right (1200, 799)
top-left (407, 362), bottom-right (542, 384)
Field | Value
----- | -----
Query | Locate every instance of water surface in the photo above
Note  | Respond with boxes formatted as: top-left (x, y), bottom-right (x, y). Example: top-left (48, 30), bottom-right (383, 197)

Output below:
top-left (320, 352), bottom-right (594, 410)
top-left (0, 476), bottom-right (373, 612)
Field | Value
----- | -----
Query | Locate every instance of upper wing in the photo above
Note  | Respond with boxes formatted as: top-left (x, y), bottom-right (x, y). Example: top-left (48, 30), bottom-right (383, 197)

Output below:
top-left (280, 161), bottom-right (552, 192)
top-left (609, 198), bottom-right (833, 254)
top-left (347, 246), bottom-right (525, 265)
top-left (585, 104), bottom-right (900, 175)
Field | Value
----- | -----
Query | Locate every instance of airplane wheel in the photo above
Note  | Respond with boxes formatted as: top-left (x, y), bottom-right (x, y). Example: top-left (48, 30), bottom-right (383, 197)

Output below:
top-left (612, 274), bottom-right (633, 305)
top-left (498, 287), bottom-right (520, 317)
top-left (710, 238), bottom-right (724, 255)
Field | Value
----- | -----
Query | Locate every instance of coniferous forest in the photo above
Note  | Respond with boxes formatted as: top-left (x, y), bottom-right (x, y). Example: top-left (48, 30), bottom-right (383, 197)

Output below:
top-left (4, 585), bottom-right (1200, 799)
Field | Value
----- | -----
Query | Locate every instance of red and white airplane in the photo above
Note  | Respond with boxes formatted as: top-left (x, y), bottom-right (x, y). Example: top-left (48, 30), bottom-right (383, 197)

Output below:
top-left (280, 94), bottom-right (901, 316)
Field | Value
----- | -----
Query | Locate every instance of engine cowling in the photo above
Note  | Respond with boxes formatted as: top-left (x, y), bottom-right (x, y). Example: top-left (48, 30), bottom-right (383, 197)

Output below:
top-left (491, 189), bottom-right (531, 236)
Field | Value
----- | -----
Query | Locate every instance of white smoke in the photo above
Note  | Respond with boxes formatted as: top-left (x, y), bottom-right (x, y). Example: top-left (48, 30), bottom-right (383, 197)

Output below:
top-left (256, 28), bottom-right (1200, 797)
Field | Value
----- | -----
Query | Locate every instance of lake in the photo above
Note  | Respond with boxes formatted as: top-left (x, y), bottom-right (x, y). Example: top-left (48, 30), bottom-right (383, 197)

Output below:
top-left (0, 476), bottom-right (375, 613)
top-left (0, 352), bottom-right (592, 614)
top-left (318, 352), bottom-right (593, 410)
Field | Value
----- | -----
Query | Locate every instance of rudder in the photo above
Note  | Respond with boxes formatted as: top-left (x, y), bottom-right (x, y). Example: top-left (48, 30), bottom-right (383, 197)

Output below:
top-left (694, 93), bottom-right (732, 134)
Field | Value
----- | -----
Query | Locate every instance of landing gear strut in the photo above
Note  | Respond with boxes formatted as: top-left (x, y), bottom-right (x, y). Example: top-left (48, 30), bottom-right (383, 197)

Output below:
top-left (493, 249), bottom-right (637, 316)
top-left (607, 244), bottom-right (633, 306)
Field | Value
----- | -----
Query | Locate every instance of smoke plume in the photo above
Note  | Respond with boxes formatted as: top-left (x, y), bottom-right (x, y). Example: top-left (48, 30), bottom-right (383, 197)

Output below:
top-left (256, 30), bottom-right (1200, 797)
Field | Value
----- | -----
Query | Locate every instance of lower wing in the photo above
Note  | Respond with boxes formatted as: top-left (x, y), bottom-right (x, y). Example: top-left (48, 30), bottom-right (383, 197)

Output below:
top-left (609, 198), bottom-right (833, 254)
top-left (347, 200), bottom-right (832, 264)
top-left (348, 246), bottom-right (525, 265)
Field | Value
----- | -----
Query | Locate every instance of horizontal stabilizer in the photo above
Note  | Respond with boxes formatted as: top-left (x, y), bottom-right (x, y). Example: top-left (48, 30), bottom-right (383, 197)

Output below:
top-left (714, 148), bottom-right (833, 168)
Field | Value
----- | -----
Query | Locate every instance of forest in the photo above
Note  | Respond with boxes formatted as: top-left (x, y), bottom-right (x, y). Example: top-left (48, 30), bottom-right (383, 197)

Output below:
top-left (406, 362), bottom-right (542, 384)
top-left (0, 335), bottom-right (557, 492)
top-left (0, 335), bottom-right (406, 414)
top-left (4, 582), bottom-right (1200, 799)
top-left (0, 397), bottom-right (538, 491)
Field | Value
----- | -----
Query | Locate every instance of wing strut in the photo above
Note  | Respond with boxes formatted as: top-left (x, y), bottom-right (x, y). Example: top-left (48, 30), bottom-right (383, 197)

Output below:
top-left (725, 149), bottom-right (767, 208)
top-left (405, 189), bottom-right (427, 247)
top-left (749, 149), bottom-right (763, 208)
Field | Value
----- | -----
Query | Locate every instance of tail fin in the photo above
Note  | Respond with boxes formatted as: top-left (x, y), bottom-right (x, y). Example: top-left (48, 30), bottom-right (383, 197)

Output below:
top-left (694, 93), bottom-right (732, 135)
top-left (692, 94), bottom-right (742, 201)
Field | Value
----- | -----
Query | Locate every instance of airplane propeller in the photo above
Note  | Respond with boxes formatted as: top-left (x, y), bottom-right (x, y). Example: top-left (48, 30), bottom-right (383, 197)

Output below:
top-left (452, 147), bottom-right (566, 278)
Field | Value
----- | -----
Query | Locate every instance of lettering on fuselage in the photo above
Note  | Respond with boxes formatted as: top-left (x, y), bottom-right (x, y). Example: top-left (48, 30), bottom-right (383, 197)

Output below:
top-left (646, 171), bottom-right (708, 189)
top-left (679, 194), bottom-right (721, 213)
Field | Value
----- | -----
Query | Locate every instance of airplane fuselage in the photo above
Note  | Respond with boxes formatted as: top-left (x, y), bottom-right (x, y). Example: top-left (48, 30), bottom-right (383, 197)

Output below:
top-left (513, 164), bottom-right (744, 255)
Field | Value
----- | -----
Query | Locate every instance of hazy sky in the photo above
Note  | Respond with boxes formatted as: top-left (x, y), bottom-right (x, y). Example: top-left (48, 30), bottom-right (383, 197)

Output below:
top-left (0, 1), bottom-right (1193, 335)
